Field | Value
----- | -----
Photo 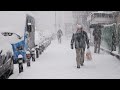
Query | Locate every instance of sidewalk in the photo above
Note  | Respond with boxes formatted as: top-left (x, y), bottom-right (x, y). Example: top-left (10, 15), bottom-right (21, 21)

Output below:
top-left (9, 38), bottom-right (120, 79)
top-left (100, 47), bottom-right (120, 60)
top-left (90, 41), bottom-right (120, 60)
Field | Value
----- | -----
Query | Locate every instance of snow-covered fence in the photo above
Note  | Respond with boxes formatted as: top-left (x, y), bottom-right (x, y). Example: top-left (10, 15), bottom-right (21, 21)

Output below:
top-left (100, 46), bottom-right (120, 60)
top-left (101, 23), bottom-right (116, 52)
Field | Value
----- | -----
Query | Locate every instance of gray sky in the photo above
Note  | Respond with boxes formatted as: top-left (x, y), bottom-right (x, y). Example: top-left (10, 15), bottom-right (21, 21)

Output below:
top-left (32, 11), bottom-right (73, 33)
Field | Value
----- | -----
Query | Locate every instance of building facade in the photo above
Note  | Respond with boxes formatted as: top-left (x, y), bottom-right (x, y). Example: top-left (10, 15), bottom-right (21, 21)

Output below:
top-left (72, 11), bottom-right (91, 32)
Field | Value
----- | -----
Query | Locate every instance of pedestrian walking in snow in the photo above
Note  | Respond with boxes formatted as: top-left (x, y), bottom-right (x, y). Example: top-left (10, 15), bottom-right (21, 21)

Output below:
top-left (57, 29), bottom-right (63, 43)
top-left (26, 51), bottom-right (31, 67)
top-left (31, 48), bottom-right (35, 62)
top-left (93, 24), bottom-right (102, 53)
top-left (71, 25), bottom-right (89, 68)
top-left (35, 45), bottom-right (39, 58)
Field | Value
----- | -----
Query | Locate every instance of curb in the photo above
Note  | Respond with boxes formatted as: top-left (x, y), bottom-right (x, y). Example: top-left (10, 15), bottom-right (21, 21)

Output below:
top-left (100, 48), bottom-right (120, 60)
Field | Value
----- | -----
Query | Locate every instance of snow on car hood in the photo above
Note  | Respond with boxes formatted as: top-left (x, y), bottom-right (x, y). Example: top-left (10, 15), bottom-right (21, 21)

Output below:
top-left (0, 34), bottom-right (13, 55)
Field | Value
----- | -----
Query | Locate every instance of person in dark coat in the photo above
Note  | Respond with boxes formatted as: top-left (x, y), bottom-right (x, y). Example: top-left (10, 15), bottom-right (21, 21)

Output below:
top-left (93, 24), bottom-right (102, 53)
top-left (71, 25), bottom-right (89, 68)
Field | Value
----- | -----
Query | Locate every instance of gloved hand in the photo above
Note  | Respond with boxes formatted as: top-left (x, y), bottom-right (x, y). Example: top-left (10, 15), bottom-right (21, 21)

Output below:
top-left (71, 44), bottom-right (73, 49)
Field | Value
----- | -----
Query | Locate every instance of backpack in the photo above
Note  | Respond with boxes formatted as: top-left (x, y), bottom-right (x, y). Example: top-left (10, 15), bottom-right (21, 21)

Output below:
top-left (76, 31), bottom-right (85, 48)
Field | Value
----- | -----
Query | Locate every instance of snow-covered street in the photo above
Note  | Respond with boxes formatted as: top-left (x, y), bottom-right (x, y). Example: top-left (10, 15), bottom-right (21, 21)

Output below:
top-left (9, 37), bottom-right (120, 79)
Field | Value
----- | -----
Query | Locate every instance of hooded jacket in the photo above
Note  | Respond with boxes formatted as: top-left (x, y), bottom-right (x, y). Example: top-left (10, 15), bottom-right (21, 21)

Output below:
top-left (71, 30), bottom-right (89, 49)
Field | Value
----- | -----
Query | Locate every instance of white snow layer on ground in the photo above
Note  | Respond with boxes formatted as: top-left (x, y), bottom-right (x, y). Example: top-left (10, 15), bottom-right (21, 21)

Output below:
top-left (9, 37), bottom-right (120, 79)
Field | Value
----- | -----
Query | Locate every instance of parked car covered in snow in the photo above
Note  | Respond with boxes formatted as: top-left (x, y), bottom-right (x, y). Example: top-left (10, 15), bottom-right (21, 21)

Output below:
top-left (35, 31), bottom-right (46, 54)
top-left (35, 30), bottom-right (52, 54)
top-left (0, 34), bottom-right (14, 79)
top-left (0, 11), bottom-right (35, 63)
top-left (42, 37), bottom-right (51, 50)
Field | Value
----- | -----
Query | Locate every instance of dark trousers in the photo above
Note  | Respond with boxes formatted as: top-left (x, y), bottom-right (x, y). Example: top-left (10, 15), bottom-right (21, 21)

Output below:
top-left (76, 48), bottom-right (85, 67)
top-left (26, 58), bottom-right (31, 67)
top-left (31, 54), bottom-right (35, 61)
top-left (36, 50), bottom-right (39, 58)
top-left (19, 63), bottom-right (23, 73)
top-left (94, 40), bottom-right (101, 53)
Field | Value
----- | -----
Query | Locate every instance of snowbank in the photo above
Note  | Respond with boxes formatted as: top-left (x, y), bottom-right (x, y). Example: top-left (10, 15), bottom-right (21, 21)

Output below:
top-left (35, 31), bottom-right (45, 45)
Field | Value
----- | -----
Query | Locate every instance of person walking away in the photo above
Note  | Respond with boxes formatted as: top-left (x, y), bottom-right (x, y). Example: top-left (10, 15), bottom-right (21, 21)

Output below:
top-left (71, 25), bottom-right (89, 68)
top-left (57, 29), bottom-right (63, 43)
top-left (92, 24), bottom-right (102, 53)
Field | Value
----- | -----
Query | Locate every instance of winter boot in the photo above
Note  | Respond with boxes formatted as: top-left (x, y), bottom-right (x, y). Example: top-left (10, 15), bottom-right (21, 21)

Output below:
top-left (77, 66), bottom-right (80, 68)
top-left (81, 63), bottom-right (84, 66)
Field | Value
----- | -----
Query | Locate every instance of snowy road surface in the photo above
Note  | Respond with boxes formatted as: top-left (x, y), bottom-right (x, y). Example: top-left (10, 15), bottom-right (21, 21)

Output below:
top-left (9, 38), bottom-right (120, 79)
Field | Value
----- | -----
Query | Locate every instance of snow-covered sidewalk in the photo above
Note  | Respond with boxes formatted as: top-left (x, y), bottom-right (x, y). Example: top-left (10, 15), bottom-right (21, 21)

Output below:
top-left (9, 38), bottom-right (120, 79)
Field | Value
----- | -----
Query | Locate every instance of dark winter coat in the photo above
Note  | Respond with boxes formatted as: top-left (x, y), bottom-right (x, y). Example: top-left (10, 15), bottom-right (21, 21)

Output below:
top-left (57, 29), bottom-right (63, 38)
top-left (71, 30), bottom-right (89, 50)
top-left (93, 28), bottom-right (102, 41)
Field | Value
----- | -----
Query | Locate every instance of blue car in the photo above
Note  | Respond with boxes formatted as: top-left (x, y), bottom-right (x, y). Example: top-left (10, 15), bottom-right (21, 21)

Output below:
top-left (11, 40), bottom-right (26, 64)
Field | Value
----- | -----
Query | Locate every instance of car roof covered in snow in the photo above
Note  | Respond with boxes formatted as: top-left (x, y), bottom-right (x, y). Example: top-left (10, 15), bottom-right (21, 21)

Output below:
top-left (0, 34), bottom-right (13, 55)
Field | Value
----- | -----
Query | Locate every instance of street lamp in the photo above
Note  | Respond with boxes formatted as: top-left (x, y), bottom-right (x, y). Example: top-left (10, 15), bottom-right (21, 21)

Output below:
top-left (1, 32), bottom-right (22, 39)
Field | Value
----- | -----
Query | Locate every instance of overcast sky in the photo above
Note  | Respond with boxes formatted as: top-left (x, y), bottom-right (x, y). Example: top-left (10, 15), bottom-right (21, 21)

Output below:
top-left (32, 11), bottom-right (73, 33)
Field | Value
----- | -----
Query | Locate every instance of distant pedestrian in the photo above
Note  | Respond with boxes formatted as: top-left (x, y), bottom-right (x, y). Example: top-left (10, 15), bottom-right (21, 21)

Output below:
top-left (57, 29), bottom-right (63, 43)
top-left (93, 24), bottom-right (102, 53)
